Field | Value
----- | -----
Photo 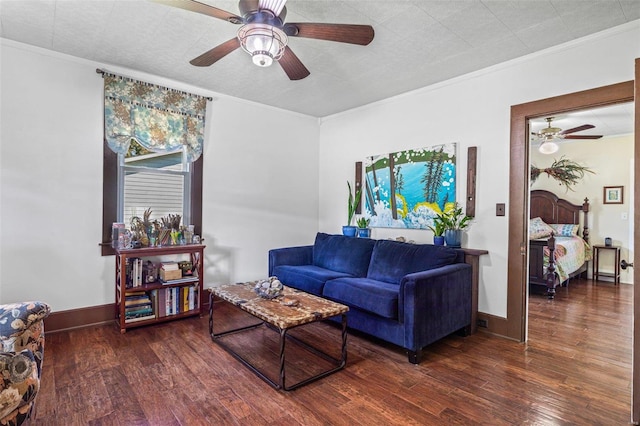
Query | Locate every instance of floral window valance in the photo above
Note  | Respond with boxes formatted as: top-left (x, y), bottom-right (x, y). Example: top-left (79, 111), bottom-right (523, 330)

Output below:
top-left (101, 71), bottom-right (209, 162)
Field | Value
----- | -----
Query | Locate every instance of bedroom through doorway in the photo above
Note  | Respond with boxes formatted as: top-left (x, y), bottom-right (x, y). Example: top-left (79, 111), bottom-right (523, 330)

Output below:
top-left (526, 103), bottom-right (635, 306)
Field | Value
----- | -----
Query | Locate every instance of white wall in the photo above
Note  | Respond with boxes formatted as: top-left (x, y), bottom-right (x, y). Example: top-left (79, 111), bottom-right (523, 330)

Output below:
top-left (318, 22), bottom-right (640, 318)
top-left (2, 20), bottom-right (638, 318)
top-left (531, 134), bottom-right (634, 284)
top-left (0, 40), bottom-right (319, 311)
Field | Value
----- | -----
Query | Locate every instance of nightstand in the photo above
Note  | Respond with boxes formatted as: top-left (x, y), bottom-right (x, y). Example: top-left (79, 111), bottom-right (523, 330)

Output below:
top-left (592, 245), bottom-right (621, 284)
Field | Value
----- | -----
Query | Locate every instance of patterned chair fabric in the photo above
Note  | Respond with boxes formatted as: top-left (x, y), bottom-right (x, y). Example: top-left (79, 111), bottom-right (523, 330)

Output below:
top-left (0, 301), bottom-right (51, 426)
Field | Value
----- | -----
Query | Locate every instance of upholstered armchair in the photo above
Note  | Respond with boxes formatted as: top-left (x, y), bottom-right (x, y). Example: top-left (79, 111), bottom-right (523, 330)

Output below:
top-left (0, 301), bottom-right (51, 426)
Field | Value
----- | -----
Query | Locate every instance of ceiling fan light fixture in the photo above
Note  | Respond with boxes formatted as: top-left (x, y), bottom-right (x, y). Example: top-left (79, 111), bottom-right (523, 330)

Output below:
top-left (539, 140), bottom-right (559, 155)
top-left (238, 23), bottom-right (288, 67)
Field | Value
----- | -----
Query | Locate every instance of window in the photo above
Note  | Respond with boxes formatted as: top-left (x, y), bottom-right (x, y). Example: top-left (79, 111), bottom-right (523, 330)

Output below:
top-left (121, 140), bottom-right (190, 226)
top-left (101, 141), bottom-right (203, 256)
top-left (99, 71), bottom-right (207, 255)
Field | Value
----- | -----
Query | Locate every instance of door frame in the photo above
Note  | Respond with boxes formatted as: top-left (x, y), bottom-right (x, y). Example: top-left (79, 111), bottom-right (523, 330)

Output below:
top-left (506, 61), bottom-right (639, 421)
top-left (506, 80), bottom-right (635, 341)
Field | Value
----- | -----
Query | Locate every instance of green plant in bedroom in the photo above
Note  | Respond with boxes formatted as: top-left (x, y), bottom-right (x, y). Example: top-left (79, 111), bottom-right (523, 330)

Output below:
top-left (530, 156), bottom-right (594, 191)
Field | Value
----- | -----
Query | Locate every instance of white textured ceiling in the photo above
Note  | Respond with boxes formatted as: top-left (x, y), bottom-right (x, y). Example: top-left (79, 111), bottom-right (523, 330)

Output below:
top-left (1, 0), bottom-right (639, 120)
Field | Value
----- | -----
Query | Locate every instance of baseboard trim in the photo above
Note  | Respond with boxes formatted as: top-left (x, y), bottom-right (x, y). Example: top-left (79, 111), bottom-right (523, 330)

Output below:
top-left (45, 299), bottom-right (212, 333)
top-left (45, 304), bottom-right (116, 333)
top-left (476, 312), bottom-right (513, 340)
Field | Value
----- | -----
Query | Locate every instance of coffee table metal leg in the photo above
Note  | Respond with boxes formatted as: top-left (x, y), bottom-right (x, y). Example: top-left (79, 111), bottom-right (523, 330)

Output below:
top-left (341, 313), bottom-right (348, 367)
top-left (279, 328), bottom-right (287, 389)
top-left (208, 290), bottom-right (214, 337)
top-left (210, 298), bottom-right (347, 391)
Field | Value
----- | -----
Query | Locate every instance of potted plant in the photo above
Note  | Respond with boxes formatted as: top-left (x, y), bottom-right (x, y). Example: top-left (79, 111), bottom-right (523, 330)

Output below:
top-left (343, 181), bottom-right (362, 237)
top-left (438, 202), bottom-right (472, 248)
top-left (428, 215), bottom-right (446, 246)
top-left (356, 217), bottom-right (371, 238)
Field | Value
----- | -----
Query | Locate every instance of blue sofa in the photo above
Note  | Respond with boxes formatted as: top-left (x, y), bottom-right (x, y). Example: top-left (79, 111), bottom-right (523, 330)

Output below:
top-left (268, 232), bottom-right (473, 363)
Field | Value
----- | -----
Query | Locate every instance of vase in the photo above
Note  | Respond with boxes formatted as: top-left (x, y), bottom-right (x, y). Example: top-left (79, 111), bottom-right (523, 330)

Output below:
top-left (433, 235), bottom-right (445, 246)
top-left (342, 225), bottom-right (357, 237)
top-left (357, 228), bottom-right (371, 238)
top-left (444, 229), bottom-right (462, 248)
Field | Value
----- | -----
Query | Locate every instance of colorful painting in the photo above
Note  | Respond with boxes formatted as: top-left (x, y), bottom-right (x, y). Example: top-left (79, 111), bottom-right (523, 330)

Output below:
top-left (364, 143), bottom-right (457, 229)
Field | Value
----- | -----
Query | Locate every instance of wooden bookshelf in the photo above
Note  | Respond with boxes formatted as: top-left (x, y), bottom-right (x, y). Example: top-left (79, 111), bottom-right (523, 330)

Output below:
top-left (114, 244), bottom-right (205, 333)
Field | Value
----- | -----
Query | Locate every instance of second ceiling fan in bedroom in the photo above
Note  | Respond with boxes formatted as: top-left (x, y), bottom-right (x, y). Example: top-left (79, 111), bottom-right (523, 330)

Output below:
top-left (532, 117), bottom-right (603, 154)
top-left (153, 0), bottom-right (375, 80)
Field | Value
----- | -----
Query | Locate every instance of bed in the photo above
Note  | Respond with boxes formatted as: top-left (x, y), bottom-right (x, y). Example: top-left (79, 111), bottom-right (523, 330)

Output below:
top-left (529, 190), bottom-right (591, 299)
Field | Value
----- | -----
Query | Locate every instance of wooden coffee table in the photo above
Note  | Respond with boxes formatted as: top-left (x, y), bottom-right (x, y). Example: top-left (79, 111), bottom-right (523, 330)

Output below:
top-left (208, 283), bottom-right (349, 391)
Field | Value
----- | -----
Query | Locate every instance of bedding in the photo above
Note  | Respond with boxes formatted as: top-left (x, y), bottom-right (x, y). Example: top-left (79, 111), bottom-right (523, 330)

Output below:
top-left (541, 236), bottom-right (592, 284)
top-left (549, 223), bottom-right (579, 237)
top-left (528, 190), bottom-right (591, 299)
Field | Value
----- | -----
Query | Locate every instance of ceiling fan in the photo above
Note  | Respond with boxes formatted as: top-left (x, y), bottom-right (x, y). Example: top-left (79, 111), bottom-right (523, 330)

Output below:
top-left (532, 117), bottom-right (603, 154)
top-left (152, 0), bottom-right (375, 80)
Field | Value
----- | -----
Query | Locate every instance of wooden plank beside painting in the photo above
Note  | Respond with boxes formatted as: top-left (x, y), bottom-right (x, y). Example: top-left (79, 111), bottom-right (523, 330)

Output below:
top-left (355, 161), bottom-right (362, 214)
top-left (466, 146), bottom-right (477, 218)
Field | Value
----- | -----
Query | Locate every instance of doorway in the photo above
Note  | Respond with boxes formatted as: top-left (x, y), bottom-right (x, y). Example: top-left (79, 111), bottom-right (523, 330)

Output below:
top-left (506, 80), bottom-right (634, 342)
top-left (528, 104), bottom-right (635, 299)
top-left (506, 64), bottom-right (639, 421)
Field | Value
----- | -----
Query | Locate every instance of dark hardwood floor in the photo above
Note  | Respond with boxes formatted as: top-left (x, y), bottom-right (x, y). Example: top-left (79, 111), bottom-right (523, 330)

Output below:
top-left (36, 278), bottom-right (632, 425)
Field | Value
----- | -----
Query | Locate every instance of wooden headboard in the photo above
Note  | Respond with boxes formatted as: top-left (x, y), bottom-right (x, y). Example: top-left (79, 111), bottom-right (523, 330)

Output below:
top-left (530, 190), bottom-right (590, 241)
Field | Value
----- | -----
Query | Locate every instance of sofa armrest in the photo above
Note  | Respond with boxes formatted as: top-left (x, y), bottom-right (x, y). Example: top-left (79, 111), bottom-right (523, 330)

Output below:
top-left (0, 349), bottom-right (40, 421)
top-left (0, 302), bottom-right (51, 340)
top-left (399, 263), bottom-right (472, 349)
top-left (268, 245), bottom-right (313, 276)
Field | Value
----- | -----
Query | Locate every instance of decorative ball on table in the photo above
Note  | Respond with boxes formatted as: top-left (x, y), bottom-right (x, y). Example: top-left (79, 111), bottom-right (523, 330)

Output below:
top-left (254, 276), bottom-right (284, 299)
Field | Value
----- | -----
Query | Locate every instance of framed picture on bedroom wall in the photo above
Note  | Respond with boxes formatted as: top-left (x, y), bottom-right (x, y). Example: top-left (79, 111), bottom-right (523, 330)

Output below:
top-left (603, 186), bottom-right (624, 204)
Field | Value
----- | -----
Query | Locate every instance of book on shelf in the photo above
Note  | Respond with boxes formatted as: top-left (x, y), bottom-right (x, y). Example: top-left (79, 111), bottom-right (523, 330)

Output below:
top-left (125, 314), bottom-right (156, 323)
top-left (160, 262), bottom-right (180, 271)
top-left (160, 276), bottom-right (199, 285)
top-left (125, 305), bottom-right (153, 315)
top-left (125, 295), bottom-right (151, 304)
top-left (124, 290), bottom-right (153, 320)
top-left (188, 286), bottom-right (195, 311)
top-left (149, 285), bottom-right (199, 317)
top-left (126, 258), bottom-right (144, 288)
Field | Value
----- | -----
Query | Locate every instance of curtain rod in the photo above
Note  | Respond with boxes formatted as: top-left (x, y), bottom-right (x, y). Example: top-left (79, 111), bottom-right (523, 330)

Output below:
top-left (96, 68), bottom-right (213, 101)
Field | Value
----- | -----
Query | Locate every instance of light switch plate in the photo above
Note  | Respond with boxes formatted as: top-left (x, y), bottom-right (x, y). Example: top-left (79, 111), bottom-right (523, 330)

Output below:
top-left (496, 203), bottom-right (505, 216)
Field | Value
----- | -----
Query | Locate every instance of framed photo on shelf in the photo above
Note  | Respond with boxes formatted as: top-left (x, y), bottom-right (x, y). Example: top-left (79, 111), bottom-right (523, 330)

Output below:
top-left (603, 186), bottom-right (624, 204)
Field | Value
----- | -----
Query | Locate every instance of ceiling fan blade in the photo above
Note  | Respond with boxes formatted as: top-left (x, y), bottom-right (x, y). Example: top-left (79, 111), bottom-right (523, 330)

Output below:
top-left (190, 38), bottom-right (241, 67)
top-left (278, 46), bottom-right (310, 80)
top-left (151, 0), bottom-right (242, 23)
top-left (284, 23), bottom-right (374, 45)
top-left (560, 124), bottom-right (595, 135)
top-left (563, 135), bottom-right (603, 140)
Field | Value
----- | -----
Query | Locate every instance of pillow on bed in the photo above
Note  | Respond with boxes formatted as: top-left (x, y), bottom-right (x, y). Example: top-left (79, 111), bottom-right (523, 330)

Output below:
top-left (529, 217), bottom-right (553, 239)
top-left (550, 224), bottom-right (579, 237)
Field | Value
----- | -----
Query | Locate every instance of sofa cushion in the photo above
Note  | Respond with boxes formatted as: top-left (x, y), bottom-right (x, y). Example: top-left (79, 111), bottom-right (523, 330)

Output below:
top-left (367, 240), bottom-right (459, 285)
top-left (272, 265), bottom-right (353, 296)
top-left (323, 277), bottom-right (399, 319)
top-left (313, 233), bottom-right (376, 277)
